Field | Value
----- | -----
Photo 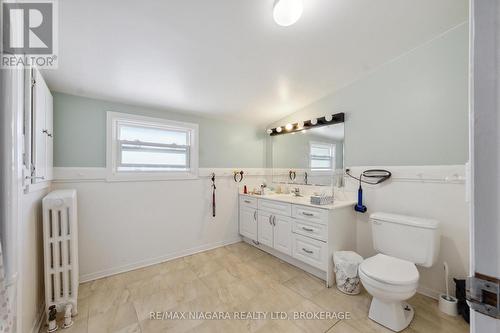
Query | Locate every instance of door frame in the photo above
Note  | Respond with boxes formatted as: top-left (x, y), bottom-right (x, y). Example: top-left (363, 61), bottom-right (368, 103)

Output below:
top-left (469, 0), bottom-right (500, 331)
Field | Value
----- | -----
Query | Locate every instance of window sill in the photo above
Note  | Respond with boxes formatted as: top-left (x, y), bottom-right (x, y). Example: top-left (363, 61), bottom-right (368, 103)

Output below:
top-left (26, 180), bottom-right (51, 193)
top-left (105, 170), bottom-right (199, 182)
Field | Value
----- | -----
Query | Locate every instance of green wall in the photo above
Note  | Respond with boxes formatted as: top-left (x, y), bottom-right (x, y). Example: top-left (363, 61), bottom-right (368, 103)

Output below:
top-left (270, 23), bottom-right (469, 166)
top-left (53, 92), bottom-right (266, 168)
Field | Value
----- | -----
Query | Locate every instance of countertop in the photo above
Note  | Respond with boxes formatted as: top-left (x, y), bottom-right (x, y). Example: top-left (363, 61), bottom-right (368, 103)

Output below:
top-left (240, 193), bottom-right (356, 210)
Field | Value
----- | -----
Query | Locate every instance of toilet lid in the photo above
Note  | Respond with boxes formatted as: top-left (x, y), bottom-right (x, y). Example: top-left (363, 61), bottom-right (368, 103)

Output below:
top-left (359, 254), bottom-right (419, 285)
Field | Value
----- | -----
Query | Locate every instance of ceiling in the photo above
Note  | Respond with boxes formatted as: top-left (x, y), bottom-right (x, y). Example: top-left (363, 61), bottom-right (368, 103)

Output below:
top-left (43, 0), bottom-right (468, 126)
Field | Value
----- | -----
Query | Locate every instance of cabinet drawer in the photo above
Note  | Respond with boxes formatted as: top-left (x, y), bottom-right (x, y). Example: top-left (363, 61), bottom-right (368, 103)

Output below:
top-left (292, 233), bottom-right (328, 270)
top-left (292, 205), bottom-right (328, 225)
top-left (240, 196), bottom-right (258, 209)
top-left (292, 219), bottom-right (327, 242)
top-left (258, 199), bottom-right (291, 216)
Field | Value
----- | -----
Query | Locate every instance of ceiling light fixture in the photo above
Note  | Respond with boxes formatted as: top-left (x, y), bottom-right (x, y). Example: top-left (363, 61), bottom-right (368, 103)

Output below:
top-left (267, 113), bottom-right (345, 136)
top-left (273, 0), bottom-right (303, 27)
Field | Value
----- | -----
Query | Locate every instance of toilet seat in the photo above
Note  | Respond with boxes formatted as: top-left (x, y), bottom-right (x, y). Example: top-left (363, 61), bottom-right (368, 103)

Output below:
top-left (359, 269), bottom-right (417, 296)
top-left (359, 254), bottom-right (419, 331)
top-left (359, 254), bottom-right (419, 286)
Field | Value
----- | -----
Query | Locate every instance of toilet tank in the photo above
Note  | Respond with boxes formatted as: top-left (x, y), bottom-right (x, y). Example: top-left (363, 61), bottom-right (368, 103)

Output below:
top-left (370, 212), bottom-right (440, 267)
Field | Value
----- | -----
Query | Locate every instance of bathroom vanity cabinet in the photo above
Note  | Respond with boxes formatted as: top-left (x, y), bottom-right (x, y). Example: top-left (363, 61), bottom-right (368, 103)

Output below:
top-left (239, 193), bottom-right (356, 287)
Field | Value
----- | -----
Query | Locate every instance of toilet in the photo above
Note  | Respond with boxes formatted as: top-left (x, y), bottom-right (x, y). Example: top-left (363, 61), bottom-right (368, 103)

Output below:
top-left (359, 213), bottom-right (440, 332)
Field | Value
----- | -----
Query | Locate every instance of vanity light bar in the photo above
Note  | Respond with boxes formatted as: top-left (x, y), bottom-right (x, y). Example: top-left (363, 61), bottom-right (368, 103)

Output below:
top-left (268, 112), bottom-right (345, 136)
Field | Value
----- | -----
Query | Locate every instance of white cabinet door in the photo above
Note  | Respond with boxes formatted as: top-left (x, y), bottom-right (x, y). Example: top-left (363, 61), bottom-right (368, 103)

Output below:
top-left (257, 212), bottom-right (274, 248)
top-left (33, 70), bottom-right (47, 181)
top-left (273, 215), bottom-right (292, 255)
top-left (31, 68), bottom-right (53, 183)
top-left (45, 87), bottom-right (53, 181)
top-left (239, 206), bottom-right (257, 241)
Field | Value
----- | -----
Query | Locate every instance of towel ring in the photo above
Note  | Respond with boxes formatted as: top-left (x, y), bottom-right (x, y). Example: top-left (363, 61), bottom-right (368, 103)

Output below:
top-left (289, 170), bottom-right (296, 181)
top-left (234, 170), bottom-right (244, 182)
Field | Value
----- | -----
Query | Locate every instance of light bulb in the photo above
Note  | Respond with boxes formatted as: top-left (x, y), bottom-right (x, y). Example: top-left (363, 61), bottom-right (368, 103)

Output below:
top-left (325, 114), bottom-right (333, 122)
top-left (285, 123), bottom-right (293, 131)
top-left (266, 129), bottom-right (273, 134)
top-left (276, 127), bottom-right (282, 133)
top-left (310, 118), bottom-right (318, 125)
top-left (273, 0), bottom-right (303, 27)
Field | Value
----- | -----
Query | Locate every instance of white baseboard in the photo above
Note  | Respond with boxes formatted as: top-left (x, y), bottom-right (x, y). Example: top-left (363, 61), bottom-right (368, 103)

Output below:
top-left (79, 237), bottom-right (242, 282)
top-left (79, 236), bottom-right (443, 303)
top-left (417, 285), bottom-right (441, 300)
top-left (30, 302), bottom-right (45, 333)
top-left (241, 237), bottom-right (327, 282)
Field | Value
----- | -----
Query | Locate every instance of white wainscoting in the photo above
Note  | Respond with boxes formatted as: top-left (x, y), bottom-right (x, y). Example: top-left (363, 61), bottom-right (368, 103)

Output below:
top-left (53, 165), bottom-right (469, 301)
top-left (52, 167), bottom-right (266, 282)
top-left (345, 165), bottom-right (469, 299)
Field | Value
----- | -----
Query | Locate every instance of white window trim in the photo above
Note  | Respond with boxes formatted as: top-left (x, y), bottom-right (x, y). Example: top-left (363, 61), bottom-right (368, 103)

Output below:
top-left (309, 141), bottom-right (336, 174)
top-left (106, 112), bottom-right (199, 181)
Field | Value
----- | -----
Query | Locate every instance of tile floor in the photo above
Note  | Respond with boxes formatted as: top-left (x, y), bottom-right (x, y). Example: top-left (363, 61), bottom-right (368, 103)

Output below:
top-left (41, 242), bottom-right (469, 333)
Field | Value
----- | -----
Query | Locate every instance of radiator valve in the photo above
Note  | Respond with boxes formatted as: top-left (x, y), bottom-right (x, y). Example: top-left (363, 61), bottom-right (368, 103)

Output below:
top-left (63, 304), bottom-right (74, 329)
top-left (47, 305), bottom-right (58, 332)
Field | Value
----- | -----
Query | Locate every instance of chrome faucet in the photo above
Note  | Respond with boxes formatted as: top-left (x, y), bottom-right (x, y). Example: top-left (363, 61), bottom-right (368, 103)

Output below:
top-left (292, 187), bottom-right (302, 197)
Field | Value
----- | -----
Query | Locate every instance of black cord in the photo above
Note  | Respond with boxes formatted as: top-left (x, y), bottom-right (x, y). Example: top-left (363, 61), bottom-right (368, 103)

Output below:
top-left (345, 169), bottom-right (392, 185)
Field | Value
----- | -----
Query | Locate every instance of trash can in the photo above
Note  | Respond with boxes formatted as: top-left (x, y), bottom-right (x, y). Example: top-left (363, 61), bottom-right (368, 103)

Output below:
top-left (333, 251), bottom-right (364, 295)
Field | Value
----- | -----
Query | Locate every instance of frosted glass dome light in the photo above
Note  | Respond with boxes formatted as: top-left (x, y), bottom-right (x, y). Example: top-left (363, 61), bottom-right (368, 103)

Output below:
top-left (273, 0), bottom-right (303, 27)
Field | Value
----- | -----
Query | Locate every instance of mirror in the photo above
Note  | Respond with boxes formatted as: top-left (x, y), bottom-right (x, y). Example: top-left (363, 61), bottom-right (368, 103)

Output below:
top-left (271, 122), bottom-right (344, 186)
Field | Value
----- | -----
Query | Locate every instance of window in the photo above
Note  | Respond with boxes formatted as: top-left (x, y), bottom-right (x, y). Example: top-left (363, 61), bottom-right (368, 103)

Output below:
top-left (309, 142), bottom-right (335, 171)
top-left (107, 112), bottom-right (199, 180)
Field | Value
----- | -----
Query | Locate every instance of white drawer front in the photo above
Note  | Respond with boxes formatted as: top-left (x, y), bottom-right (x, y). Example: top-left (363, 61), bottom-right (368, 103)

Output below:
top-left (240, 196), bottom-right (258, 209)
top-left (259, 199), bottom-right (292, 216)
top-left (292, 233), bottom-right (328, 270)
top-left (292, 219), bottom-right (327, 242)
top-left (292, 205), bottom-right (328, 225)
